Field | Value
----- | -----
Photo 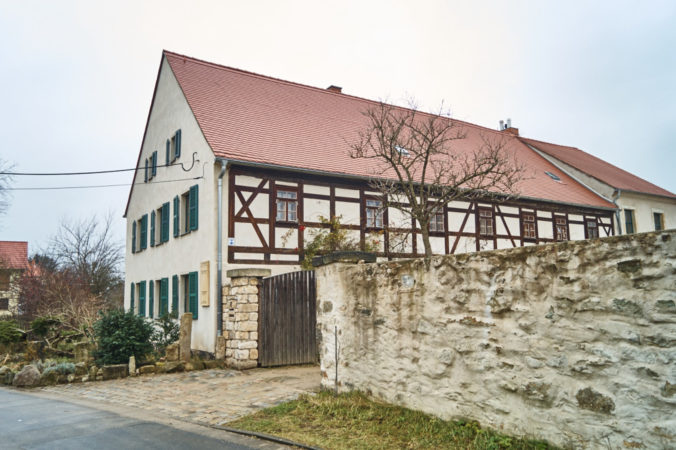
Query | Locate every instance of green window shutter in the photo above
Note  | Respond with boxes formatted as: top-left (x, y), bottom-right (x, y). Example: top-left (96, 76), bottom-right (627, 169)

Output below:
top-left (160, 277), bottom-right (169, 316)
top-left (140, 214), bottom-right (148, 250)
top-left (149, 281), bottom-right (154, 319)
top-left (130, 282), bottom-right (135, 313)
top-left (139, 281), bottom-right (146, 317)
top-left (151, 151), bottom-right (157, 177)
top-left (131, 221), bottom-right (136, 253)
top-left (150, 211), bottom-right (156, 247)
top-left (144, 159), bottom-right (148, 182)
top-left (189, 184), bottom-right (199, 231)
top-left (165, 139), bottom-right (170, 166)
top-left (172, 275), bottom-right (178, 314)
top-left (175, 129), bottom-right (181, 159)
top-left (173, 196), bottom-right (179, 237)
top-left (188, 271), bottom-right (198, 319)
top-left (161, 202), bottom-right (170, 242)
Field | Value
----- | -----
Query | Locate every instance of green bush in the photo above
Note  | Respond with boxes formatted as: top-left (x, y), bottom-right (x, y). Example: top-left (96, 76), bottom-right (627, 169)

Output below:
top-left (43, 362), bottom-right (75, 375)
top-left (0, 320), bottom-right (23, 344)
top-left (31, 316), bottom-right (59, 338)
top-left (153, 312), bottom-right (180, 355)
top-left (93, 309), bottom-right (154, 365)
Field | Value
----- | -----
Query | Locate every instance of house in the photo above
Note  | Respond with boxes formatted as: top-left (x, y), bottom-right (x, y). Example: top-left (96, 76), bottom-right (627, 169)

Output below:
top-left (521, 137), bottom-right (676, 234)
top-left (125, 51), bottom-right (668, 353)
top-left (0, 241), bottom-right (28, 317)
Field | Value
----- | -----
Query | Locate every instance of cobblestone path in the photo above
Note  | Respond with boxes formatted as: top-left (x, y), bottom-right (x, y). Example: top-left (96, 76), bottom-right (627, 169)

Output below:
top-left (39, 366), bottom-right (320, 427)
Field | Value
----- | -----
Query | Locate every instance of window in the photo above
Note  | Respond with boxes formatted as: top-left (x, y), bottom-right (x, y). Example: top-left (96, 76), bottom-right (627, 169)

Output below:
top-left (173, 196), bottom-right (180, 237)
top-left (429, 208), bottom-right (444, 233)
top-left (180, 185), bottom-right (199, 234)
top-left (654, 212), bottom-right (664, 231)
top-left (625, 209), bottom-right (635, 234)
top-left (366, 199), bottom-right (383, 228)
top-left (138, 281), bottom-right (146, 317)
top-left (394, 145), bottom-right (410, 157)
top-left (150, 210), bottom-right (156, 247)
top-left (478, 208), bottom-right (494, 236)
top-left (586, 219), bottom-right (599, 239)
top-left (545, 171), bottom-right (561, 182)
top-left (182, 272), bottom-right (198, 319)
top-left (0, 270), bottom-right (10, 290)
top-left (0, 298), bottom-right (8, 310)
top-left (554, 215), bottom-right (568, 241)
top-left (149, 280), bottom-right (155, 319)
top-left (131, 220), bottom-right (137, 253)
top-left (172, 275), bottom-right (179, 314)
top-left (151, 151), bottom-right (158, 178)
top-left (130, 283), bottom-right (135, 314)
top-left (522, 213), bottom-right (536, 239)
top-left (140, 214), bottom-right (148, 250)
top-left (144, 159), bottom-right (149, 183)
top-left (159, 278), bottom-right (169, 316)
top-left (276, 190), bottom-right (298, 222)
top-left (160, 202), bottom-right (170, 243)
top-left (167, 130), bottom-right (182, 164)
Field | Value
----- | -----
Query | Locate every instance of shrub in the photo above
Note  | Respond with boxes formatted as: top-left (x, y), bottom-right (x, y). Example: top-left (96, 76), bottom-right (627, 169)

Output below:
top-left (153, 312), bottom-right (180, 355)
top-left (30, 316), bottom-right (59, 338)
top-left (93, 309), bottom-right (154, 365)
top-left (43, 362), bottom-right (75, 375)
top-left (0, 320), bottom-right (23, 344)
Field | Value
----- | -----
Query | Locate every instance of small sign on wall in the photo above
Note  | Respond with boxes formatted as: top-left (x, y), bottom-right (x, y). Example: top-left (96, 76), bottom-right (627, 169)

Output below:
top-left (228, 238), bottom-right (235, 246)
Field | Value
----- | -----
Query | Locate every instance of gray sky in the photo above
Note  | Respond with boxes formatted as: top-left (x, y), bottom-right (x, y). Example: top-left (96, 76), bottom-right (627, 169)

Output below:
top-left (1, 0), bottom-right (675, 257)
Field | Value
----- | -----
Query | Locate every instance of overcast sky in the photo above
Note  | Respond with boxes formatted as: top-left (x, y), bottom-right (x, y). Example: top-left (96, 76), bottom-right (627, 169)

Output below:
top-left (1, 0), bottom-right (675, 257)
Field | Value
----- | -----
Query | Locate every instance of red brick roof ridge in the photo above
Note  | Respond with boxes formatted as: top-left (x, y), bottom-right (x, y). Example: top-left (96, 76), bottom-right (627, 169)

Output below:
top-left (162, 50), bottom-right (510, 139)
top-left (520, 136), bottom-right (676, 198)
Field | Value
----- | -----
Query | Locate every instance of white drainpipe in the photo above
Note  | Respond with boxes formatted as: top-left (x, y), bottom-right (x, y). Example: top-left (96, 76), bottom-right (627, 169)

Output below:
top-left (216, 158), bottom-right (229, 336)
top-left (613, 189), bottom-right (623, 235)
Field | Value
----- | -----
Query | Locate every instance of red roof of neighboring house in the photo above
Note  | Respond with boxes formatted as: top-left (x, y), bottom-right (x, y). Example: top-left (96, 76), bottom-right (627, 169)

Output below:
top-left (151, 51), bottom-right (614, 210)
top-left (0, 241), bottom-right (28, 269)
top-left (520, 137), bottom-right (675, 199)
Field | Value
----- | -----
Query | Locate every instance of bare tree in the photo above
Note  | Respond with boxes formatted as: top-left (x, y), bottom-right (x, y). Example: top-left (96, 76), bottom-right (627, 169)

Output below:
top-left (0, 158), bottom-right (14, 218)
top-left (350, 101), bottom-right (525, 257)
top-left (48, 213), bottom-right (124, 300)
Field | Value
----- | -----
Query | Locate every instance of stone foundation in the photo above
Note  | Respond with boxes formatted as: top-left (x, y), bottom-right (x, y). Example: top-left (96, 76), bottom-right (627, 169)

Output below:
top-left (222, 268), bottom-right (269, 369)
top-left (316, 230), bottom-right (676, 449)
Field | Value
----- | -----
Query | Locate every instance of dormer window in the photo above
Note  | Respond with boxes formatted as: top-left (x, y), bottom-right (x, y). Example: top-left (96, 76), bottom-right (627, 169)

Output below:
top-left (545, 171), bottom-right (561, 182)
top-left (395, 145), bottom-right (410, 157)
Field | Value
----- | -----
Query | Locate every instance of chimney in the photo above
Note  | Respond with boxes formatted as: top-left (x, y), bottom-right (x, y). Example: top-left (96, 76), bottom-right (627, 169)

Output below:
top-left (327, 85), bottom-right (342, 93)
top-left (499, 118), bottom-right (519, 136)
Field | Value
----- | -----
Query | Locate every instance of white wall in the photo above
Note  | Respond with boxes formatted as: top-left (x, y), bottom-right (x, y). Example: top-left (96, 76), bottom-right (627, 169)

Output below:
top-left (618, 191), bottom-right (676, 234)
top-left (125, 57), bottom-right (219, 352)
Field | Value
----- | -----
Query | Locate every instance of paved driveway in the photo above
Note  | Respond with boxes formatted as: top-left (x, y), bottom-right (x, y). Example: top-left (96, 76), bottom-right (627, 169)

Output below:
top-left (37, 365), bottom-right (320, 427)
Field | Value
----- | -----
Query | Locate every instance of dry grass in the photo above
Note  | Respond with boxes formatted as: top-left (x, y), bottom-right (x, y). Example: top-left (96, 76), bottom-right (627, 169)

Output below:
top-left (227, 391), bottom-right (557, 449)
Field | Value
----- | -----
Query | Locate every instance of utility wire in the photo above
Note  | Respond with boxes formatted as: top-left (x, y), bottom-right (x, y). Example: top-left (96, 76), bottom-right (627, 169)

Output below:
top-left (6, 176), bottom-right (203, 191)
top-left (1, 165), bottom-right (169, 176)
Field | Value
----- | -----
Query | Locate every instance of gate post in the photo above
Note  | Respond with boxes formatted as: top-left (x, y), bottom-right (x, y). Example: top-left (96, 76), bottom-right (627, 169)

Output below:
top-left (222, 268), bottom-right (270, 369)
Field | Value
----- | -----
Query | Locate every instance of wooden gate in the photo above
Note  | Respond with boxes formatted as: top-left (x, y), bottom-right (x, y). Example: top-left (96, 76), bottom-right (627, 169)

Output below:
top-left (259, 270), bottom-right (317, 367)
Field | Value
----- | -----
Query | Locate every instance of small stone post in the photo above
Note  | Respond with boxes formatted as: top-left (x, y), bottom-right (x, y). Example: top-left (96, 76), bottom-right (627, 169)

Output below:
top-left (222, 268), bottom-right (270, 369)
top-left (179, 312), bottom-right (193, 363)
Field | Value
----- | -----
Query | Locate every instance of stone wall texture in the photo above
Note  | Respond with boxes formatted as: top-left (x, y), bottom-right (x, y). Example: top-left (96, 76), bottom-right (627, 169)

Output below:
top-left (316, 230), bottom-right (676, 449)
top-left (222, 276), bottom-right (260, 369)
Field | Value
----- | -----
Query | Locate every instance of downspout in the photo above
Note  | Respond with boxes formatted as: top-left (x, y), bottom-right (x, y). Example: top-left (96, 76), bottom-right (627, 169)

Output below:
top-left (612, 188), bottom-right (623, 235)
top-left (216, 158), bottom-right (229, 336)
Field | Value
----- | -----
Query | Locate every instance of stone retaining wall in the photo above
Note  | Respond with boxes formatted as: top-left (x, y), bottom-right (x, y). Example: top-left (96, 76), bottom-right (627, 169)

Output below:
top-left (316, 230), bottom-right (676, 449)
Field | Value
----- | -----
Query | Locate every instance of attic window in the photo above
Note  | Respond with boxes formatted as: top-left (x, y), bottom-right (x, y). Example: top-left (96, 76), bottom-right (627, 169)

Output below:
top-left (545, 171), bottom-right (561, 182)
top-left (395, 145), bottom-right (410, 157)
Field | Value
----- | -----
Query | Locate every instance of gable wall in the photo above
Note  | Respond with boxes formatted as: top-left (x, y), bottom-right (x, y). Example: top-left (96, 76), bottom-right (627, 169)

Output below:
top-left (125, 57), bottom-right (219, 352)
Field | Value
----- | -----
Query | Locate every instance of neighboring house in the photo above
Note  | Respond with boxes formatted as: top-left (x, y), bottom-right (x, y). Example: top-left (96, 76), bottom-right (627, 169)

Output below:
top-left (0, 241), bottom-right (28, 317)
top-left (127, 51), bottom-right (663, 353)
top-left (521, 137), bottom-right (676, 234)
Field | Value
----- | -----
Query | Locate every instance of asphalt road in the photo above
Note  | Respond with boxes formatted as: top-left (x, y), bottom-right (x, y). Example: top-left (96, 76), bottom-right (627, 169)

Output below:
top-left (0, 388), bottom-right (280, 450)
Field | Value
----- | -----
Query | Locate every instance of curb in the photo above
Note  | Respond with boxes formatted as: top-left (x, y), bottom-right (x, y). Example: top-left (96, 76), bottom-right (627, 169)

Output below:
top-left (210, 424), bottom-right (321, 450)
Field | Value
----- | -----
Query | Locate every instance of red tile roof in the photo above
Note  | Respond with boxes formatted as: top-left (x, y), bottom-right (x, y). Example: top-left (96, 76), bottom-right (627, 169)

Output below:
top-left (521, 137), bottom-right (675, 199)
top-left (162, 51), bottom-right (613, 209)
top-left (0, 241), bottom-right (28, 269)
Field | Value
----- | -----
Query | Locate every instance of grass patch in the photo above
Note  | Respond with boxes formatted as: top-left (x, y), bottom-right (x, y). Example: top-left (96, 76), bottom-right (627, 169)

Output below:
top-left (227, 391), bottom-right (557, 449)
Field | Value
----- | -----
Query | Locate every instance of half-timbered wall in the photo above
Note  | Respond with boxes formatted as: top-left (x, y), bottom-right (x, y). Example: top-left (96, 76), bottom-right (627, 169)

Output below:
top-left (227, 166), bottom-right (615, 265)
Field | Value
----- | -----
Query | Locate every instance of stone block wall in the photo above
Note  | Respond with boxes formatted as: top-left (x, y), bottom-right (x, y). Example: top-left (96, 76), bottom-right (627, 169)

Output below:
top-left (316, 230), bottom-right (676, 449)
top-left (221, 269), bottom-right (269, 369)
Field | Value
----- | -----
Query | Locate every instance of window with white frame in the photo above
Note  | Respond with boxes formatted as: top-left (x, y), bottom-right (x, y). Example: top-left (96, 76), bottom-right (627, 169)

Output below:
top-left (276, 190), bottom-right (298, 222)
top-left (366, 199), bottom-right (383, 228)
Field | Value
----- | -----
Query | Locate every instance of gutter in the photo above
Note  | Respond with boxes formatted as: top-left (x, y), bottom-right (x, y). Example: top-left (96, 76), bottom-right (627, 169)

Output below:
top-left (216, 158), bottom-right (229, 336)
top-left (221, 157), bottom-right (615, 212)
